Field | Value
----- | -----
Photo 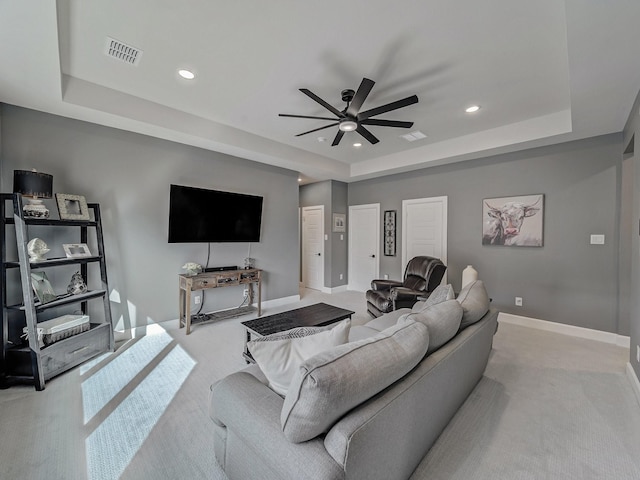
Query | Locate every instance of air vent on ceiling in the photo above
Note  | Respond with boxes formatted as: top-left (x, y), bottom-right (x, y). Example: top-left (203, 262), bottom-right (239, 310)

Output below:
top-left (104, 37), bottom-right (142, 66)
top-left (401, 131), bottom-right (427, 142)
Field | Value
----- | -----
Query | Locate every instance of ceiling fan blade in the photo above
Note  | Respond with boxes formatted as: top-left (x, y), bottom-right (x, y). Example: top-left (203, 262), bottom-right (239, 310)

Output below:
top-left (295, 123), bottom-right (339, 137)
top-left (279, 113), bottom-right (341, 121)
top-left (346, 77), bottom-right (375, 117)
top-left (331, 130), bottom-right (345, 146)
top-left (360, 119), bottom-right (414, 128)
top-left (299, 89), bottom-right (345, 118)
top-left (356, 125), bottom-right (379, 145)
top-left (358, 95), bottom-right (419, 121)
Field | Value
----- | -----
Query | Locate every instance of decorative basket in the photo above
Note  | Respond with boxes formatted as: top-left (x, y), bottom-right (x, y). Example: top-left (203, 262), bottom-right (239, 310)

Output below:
top-left (23, 314), bottom-right (90, 348)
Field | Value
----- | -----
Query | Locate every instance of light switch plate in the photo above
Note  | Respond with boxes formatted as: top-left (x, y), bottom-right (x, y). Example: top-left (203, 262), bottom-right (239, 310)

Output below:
top-left (590, 234), bottom-right (605, 245)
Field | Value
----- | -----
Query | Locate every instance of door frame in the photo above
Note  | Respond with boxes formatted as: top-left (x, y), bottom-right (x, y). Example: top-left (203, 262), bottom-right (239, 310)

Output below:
top-left (301, 205), bottom-right (325, 291)
top-left (348, 203), bottom-right (380, 291)
top-left (401, 196), bottom-right (448, 281)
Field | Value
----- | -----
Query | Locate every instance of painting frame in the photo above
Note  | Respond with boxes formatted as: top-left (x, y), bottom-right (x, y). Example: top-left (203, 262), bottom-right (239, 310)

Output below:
top-left (56, 193), bottom-right (90, 221)
top-left (384, 210), bottom-right (396, 256)
top-left (332, 213), bottom-right (346, 233)
top-left (482, 194), bottom-right (544, 247)
top-left (30, 271), bottom-right (57, 304)
top-left (63, 243), bottom-right (92, 258)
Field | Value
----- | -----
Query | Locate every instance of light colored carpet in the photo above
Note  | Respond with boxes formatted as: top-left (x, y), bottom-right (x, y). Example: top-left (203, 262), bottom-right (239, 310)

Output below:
top-left (1, 289), bottom-right (639, 480)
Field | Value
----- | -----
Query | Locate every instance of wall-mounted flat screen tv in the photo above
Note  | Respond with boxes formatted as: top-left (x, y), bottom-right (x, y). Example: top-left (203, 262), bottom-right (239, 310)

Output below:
top-left (168, 184), bottom-right (263, 243)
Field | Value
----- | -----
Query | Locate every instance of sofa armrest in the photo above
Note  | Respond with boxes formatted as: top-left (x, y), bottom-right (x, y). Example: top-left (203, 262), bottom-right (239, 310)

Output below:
top-left (210, 371), bottom-right (343, 480)
top-left (389, 286), bottom-right (423, 302)
top-left (370, 279), bottom-right (403, 291)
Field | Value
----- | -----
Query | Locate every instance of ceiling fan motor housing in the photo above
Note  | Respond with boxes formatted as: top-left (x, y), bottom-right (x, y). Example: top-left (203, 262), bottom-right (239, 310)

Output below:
top-left (341, 89), bottom-right (355, 103)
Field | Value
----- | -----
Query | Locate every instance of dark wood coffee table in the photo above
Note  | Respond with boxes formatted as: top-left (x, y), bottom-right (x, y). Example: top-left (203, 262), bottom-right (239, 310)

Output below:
top-left (241, 302), bottom-right (354, 363)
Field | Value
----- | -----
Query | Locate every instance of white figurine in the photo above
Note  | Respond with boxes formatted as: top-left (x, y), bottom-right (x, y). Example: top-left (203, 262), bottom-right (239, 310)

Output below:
top-left (27, 238), bottom-right (50, 263)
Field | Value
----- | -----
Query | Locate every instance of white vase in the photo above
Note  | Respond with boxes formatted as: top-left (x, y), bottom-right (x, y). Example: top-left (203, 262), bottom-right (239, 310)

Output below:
top-left (461, 265), bottom-right (478, 288)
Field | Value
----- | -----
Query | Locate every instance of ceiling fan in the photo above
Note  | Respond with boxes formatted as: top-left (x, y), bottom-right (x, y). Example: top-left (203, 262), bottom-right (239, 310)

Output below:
top-left (279, 77), bottom-right (418, 146)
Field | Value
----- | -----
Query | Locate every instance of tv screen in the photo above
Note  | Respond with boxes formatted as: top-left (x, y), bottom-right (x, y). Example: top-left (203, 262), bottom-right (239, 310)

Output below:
top-left (168, 184), bottom-right (263, 243)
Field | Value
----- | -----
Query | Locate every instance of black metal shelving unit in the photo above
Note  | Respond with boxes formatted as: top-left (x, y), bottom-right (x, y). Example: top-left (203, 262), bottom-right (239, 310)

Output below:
top-left (1, 193), bottom-right (114, 390)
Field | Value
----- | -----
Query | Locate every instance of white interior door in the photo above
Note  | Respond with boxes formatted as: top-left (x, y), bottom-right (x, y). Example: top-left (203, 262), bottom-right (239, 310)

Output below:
top-left (302, 206), bottom-right (324, 290)
top-left (348, 203), bottom-right (380, 292)
top-left (402, 196), bottom-right (448, 281)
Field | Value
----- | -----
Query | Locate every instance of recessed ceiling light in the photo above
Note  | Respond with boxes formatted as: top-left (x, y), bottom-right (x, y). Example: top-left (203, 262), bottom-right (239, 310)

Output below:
top-left (298, 177), bottom-right (302, 182)
top-left (353, 143), bottom-right (362, 147)
top-left (465, 105), bottom-right (480, 113)
top-left (178, 69), bottom-right (195, 80)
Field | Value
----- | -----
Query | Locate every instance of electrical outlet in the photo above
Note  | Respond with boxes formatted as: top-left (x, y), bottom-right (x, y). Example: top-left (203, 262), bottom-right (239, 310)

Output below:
top-left (243, 288), bottom-right (249, 297)
top-left (515, 297), bottom-right (523, 307)
top-left (339, 273), bottom-right (343, 280)
top-left (194, 295), bottom-right (201, 305)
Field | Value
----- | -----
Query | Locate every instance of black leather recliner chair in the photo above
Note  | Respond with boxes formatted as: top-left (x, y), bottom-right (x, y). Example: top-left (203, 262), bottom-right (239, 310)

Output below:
top-left (365, 256), bottom-right (447, 318)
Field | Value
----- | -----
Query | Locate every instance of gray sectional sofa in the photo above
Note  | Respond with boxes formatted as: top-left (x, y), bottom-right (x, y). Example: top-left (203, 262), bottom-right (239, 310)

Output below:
top-left (209, 280), bottom-right (497, 480)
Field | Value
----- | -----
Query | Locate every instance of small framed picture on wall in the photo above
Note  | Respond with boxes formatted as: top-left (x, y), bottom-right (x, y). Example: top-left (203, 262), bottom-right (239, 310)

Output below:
top-left (384, 210), bottom-right (396, 256)
top-left (333, 213), bottom-right (346, 232)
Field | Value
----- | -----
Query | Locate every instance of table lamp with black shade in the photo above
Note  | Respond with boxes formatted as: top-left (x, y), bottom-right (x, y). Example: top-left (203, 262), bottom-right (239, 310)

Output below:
top-left (13, 169), bottom-right (53, 218)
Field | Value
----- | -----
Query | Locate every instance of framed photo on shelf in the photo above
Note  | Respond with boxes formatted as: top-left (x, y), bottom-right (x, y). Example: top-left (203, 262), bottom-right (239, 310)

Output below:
top-left (55, 193), bottom-right (90, 221)
top-left (63, 243), bottom-right (92, 258)
top-left (333, 213), bottom-right (346, 232)
top-left (30, 271), bottom-right (57, 304)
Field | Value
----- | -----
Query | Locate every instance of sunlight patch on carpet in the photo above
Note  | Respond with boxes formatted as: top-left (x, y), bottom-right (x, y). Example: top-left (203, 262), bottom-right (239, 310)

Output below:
top-left (85, 344), bottom-right (196, 480)
top-left (81, 325), bottom-right (173, 423)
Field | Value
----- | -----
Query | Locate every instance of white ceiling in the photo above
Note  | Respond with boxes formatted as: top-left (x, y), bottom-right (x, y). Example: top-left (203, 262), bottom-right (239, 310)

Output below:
top-left (1, 0), bottom-right (640, 183)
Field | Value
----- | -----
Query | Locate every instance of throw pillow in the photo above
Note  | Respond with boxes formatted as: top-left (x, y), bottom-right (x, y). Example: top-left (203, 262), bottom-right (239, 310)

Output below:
top-left (456, 280), bottom-right (490, 330)
top-left (411, 284), bottom-right (455, 312)
top-left (247, 319), bottom-right (350, 396)
top-left (400, 299), bottom-right (463, 354)
top-left (280, 319), bottom-right (429, 443)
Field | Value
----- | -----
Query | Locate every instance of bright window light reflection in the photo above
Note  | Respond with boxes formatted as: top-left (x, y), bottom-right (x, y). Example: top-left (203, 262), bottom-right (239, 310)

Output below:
top-left (85, 344), bottom-right (196, 480)
top-left (81, 324), bottom-right (173, 423)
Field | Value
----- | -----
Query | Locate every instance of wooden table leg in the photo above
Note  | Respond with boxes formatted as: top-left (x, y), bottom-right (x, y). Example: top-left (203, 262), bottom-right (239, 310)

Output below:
top-left (185, 288), bottom-right (192, 334)
top-left (179, 287), bottom-right (185, 329)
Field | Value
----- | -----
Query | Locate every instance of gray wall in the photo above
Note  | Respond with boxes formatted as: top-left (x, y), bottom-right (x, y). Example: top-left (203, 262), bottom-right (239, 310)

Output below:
top-left (299, 180), bottom-right (348, 289)
top-left (0, 105), bottom-right (300, 330)
top-left (623, 89), bottom-right (640, 378)
top-left (349, 134), bottom-right (625, 335)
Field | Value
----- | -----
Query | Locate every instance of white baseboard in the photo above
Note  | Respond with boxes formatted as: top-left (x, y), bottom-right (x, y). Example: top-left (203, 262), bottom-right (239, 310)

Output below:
top-left (327, 285), bottom-right (348, 294)
top-left (261, 294), bottom-right (300, 309)
top-left (498, 312), bottom-right (631, 348)
top-left (627, 363), bottom-right (640, 407)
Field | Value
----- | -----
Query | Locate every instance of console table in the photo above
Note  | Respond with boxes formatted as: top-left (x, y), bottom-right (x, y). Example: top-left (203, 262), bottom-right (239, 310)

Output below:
top-left (178, 269), bottom-right (262, 334)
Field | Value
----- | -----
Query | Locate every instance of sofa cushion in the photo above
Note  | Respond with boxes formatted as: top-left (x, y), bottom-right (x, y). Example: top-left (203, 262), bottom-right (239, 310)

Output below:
top-left (247, 320), bottom-right (350, 396)
top-left (347, 325), bottom-right (381, 342)
top-left (400, 299), bottom-right (463, 354)
top-left (456, 280), bottom-right (490, 330)
top-left (411, 284), bottom-right (455, 312)
top-left (280, 319), bottom-right (429, 443)
top-left (364, 308), bottom-right (411, 332)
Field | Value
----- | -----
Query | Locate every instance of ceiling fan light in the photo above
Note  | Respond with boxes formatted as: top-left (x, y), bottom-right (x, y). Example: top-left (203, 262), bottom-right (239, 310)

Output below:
top-left (339, 120), bottom-right (358, 132)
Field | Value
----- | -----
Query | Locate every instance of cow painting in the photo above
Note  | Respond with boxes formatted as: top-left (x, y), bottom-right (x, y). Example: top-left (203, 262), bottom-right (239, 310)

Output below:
top-left (482, 195), bottom-right (544, 247)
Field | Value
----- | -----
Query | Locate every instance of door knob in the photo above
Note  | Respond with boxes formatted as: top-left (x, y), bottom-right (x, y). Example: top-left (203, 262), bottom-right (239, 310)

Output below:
top-left (370, 254), bottom-right (376, 258)
top-left (317, 253), bottom-right (321, 256)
